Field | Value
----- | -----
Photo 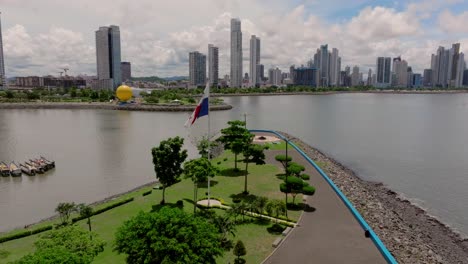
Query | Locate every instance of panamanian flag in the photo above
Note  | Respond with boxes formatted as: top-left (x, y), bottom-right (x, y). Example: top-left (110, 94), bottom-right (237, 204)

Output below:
top-left (185, 83), bottom-right (209, 127)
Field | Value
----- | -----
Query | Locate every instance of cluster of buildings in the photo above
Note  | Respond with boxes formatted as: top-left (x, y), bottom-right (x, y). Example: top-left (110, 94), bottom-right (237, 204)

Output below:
top-left (188, 18), bottom-right (468, 89)
top-left (1, 12), bottom-right (468, 91)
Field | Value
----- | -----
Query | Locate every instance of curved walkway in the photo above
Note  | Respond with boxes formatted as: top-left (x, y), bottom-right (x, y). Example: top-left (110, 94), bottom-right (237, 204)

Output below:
top-left (255, 132), bottom-right (387, 264)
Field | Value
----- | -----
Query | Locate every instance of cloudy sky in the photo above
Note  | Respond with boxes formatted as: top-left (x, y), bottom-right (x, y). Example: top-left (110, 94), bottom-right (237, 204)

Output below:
top-left (1, 0), bottom-right (468, 78)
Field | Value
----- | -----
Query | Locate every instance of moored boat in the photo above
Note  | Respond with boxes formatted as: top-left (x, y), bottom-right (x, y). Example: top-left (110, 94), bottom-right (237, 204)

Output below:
top-left (40, 156), bottom-right (55, 168)
top-left (0, 162), bottom-right (9, 176)
top-left (20, 163), bottom-right (36, 176)
top-left (32, 159), bottom-right (48, 171)
top-left (9, 162), bottom-right (22, 177)
top-left (26, 161), bottom-right (44, 174)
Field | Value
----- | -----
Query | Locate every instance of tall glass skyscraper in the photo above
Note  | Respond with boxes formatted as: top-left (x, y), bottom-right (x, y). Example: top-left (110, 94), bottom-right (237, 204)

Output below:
top-left (230, 18), bottom-right (242, 88)
top-left (0, 12), bottom-right (6, 88)
top-left (95, 25), bottom-right (121, 90)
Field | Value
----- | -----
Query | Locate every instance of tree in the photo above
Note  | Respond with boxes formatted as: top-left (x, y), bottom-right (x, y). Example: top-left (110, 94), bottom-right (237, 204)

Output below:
top-left (275, 154), bottom-right (292, 174)
top-left (265, 200), bottom-right (286, 223)
top-left (13, 225), bottom-right (105, 264)
top-left (183, 158), bottom-right (218, 213)
top-left (286, 162), bottom-right (305, 177)
top-left (114, 208), bottom-right (224, 264)
top-left (6, 90), bottom-right (14, 99)
top-left (217, 120), bottom-right (253, 170)
top-left (196, 136), bottom-right (217, 159)
top-left (233, 240), bottom-right (246, 263)
top-left (77, 204), bottom-right (94, 237)
top-left (55, 202), bottom-right (76, 225)
top-left (280, 177), bottom-right (316, 205)
top-left (151, 137), bottom-right (188, 204)
top-left (253, 196), bottom-right (268, 214)
top-left (242, 143), bottom-right (265, 194)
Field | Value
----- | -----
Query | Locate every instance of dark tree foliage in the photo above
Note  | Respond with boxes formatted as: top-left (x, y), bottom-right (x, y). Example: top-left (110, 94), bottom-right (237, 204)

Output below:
top-left (242, 144), bottom-right (266, 193)
top-left (151, 137), bottom-right (188, 204)
top-left (55, 202), bottom-right (76, 225)
top-left (217, 120), bottom-right (253, 170)
top-left (184, 158), bottom-right (218, 213)
top-left (275, 154), bottom-right (292, 174)
top-left (12, 225), bottom-right (105, 264)
top-left (114, 208), bottom-right (224, 264)
top-left (233, 240), bottom-right (246, 261)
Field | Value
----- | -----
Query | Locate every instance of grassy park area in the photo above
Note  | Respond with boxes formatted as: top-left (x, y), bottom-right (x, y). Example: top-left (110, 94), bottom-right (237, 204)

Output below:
top-left (0, 142), bottom-right (305, 263)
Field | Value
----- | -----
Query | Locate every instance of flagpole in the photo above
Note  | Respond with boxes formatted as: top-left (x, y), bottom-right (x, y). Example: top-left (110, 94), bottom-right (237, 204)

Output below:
top-left (207, 81), bottom-right (211, 207)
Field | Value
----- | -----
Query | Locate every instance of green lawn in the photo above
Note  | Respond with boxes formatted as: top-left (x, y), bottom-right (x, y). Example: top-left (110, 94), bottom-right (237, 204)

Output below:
top-left (0, 149), bottom-right (302, 263)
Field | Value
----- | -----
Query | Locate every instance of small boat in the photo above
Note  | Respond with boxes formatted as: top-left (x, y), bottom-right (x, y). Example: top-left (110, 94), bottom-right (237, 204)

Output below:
top-left (26, 161), bottom-right (44, 174)
top-left (9, 162), bottom-right (22, 177)
top-left (40, 156), bottom-right (55, 168)
top-left (0, 162), bottom-right (9, 176)
top-left (20, 163), bottom-right (36, 176)
top-left (33, 159), bottom-right (49, 171)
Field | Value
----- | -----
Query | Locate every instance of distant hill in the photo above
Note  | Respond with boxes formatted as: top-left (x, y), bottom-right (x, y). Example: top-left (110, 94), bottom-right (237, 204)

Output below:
top-left (130, 76), bottom-right (188, 82)
top-left (130, 76), bottom-right (165, 82)
top-left (162, 76), bottom-right (188, 81)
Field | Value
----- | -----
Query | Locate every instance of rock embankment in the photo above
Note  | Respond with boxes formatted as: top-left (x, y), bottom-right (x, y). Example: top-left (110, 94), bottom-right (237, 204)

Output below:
top-left (0, 102), bottom-right (232, 112)
top-left (279, 132), bottom-right (468, 264)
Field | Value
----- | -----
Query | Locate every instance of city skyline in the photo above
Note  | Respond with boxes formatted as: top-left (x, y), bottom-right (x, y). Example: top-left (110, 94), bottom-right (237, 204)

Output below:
top-left (1, 0), bottom-right (468, 78)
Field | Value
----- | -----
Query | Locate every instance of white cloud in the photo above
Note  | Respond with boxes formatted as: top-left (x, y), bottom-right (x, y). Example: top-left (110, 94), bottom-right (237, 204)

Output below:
top-left (438, 10), bottom-right (468, 33)
top-left (1, 0), bottom-right (467, 77)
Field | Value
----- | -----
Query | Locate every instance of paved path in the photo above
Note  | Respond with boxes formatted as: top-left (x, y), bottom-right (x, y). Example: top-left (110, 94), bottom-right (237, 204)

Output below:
top-left (256, 133), bottom-right (387, 264)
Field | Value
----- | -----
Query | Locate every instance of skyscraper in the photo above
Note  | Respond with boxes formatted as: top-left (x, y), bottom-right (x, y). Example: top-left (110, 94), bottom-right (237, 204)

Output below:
top-left (319, 44), bottom-right (329, 86)
top-left (351, 66), bottom-right (360, 86)
top-left (376, 57), bottom-right (391, 88)
top-left (249, 35), bottom-right (260, 87)
top-left (96, 25), bottom-right (121, 89)
top-left (230, 18), bottom-right (242, 88)
top-left (268, 67), bottom-right (282, 86)
top-left (189, 51), bottom-right (206, 87)
top-left (367, 69), bottom-right (372, 86)
top-left (120, 62), bottom-right (131, 82)
top-left (330, 48), bottom-right (340, 86)
top-left (423, 69), bottom-right (432, 87)
top-left (392, 57), bottom-right (408, 87)
top-left (208, 44), bottom-right (219, 87)
top-left (455, 52), bottom-right (465, 87)
top-left (0, 12), bottom-right (6, 88)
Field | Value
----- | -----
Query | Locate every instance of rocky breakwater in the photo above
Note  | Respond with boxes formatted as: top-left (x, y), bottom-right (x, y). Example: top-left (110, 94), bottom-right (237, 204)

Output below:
top-left (0, 102), bottom-right (233, 112)
top-left (279, 132), bottom-right (468, 264)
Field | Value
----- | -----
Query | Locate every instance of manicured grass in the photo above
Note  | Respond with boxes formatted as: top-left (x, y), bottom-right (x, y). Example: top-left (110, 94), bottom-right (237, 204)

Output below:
top-left (0, 149), bottom-right (302, 263)
top-left (257, 140), bottom-right (290, 150)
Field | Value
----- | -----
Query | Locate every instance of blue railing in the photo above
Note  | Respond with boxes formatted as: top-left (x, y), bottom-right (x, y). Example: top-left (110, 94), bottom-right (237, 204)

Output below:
top-left (251, 129), bottom-right (398, 264)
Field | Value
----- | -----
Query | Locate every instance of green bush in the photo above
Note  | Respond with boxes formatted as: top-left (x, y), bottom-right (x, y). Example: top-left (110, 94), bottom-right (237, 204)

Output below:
top-left (232, 197), bottom-right (242, 203)
top-left (267, 223), bottom-right (286, 234)
top-left (223, 158), bottom-right (228, 161)
top-left (72, 197), bottom-right (135, 223)
top-left (302, 185), bottom-right (316, 195)
top-left (217, 161), bottom-right (221, 165)
top-left (142, 190), bottom-right (152, 196)
top-left (176, 200), bottom-right (184, 208)
top-left (0, 224), bottom-right (52, 243)
top-left (300, 174), bottom-right (310, 180)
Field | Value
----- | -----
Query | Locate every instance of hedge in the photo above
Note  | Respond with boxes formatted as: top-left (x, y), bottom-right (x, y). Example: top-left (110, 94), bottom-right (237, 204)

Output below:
top-left (72, 197), bottom-right (134, 223)
top-left (0, 225), bottom-right (53, 243)
top-left (142, 190), bottom-right (152, 196)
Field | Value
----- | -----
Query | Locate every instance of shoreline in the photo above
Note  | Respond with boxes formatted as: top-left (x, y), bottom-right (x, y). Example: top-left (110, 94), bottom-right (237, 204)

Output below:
top-left (212, 90), bottom-right (468, 97)
top-left (0, 102), bottom-right (232, 112)
top-left (278, 131), bottom-right (468, 264)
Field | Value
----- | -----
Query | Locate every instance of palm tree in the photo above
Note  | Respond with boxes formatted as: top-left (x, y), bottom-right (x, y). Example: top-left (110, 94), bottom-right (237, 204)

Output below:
top-left (77, 204), bottom-right (94, 238)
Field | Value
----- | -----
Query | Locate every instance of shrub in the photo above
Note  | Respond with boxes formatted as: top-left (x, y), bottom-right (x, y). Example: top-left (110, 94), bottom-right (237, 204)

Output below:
top-left (176, 200), bottom-right (184, 207)
top-left (232, 197), bottom-right (242, 203)
top-left (142, 190), bottom-right (152, 196)
top-left (267, 223), bottom-right (286, 234)
top-left (217, 161), bottom-right (221, 165)
top-left (303, 185), bottom-right (316, 196)
top-left (301, 174), bottom-right (310, 180)
top-left (223, 158), bottom-right (228, 161)
top-left (31, 225), bottom-right (53, 235)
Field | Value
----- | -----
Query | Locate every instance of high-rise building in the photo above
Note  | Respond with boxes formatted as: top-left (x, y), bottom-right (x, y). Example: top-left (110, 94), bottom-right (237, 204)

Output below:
top-left (392, 56), bottom-right (408, 87)
top-left (329, 48), bottom-right (340, 86)
top-left (120, 62), bottom-right (131, 82)
top-left (0, 12), bottom-right (5, 88)
top-left (319, 44), bottom-right (329, 86)
top-left (96, 25), bottom-right (121, 89)
top-left (189, 51), bottom-right (206, 87)
top-left (413, 74), bottom-right (422, 88)
top-left (208, 44), bottom-right (219, 87)
top-left (230, 18), bottom-right (243, 88)
top-left (455, 52), bottom-right (465, 88)
top-left (375, 57), bottom-right (391, 88)
top-left (293, 67), bottom-right (318, 86)
top-left (268, 68), bottom-right (282, 86)
top-left (367, 69), bottom-right (372, 86)
top-left (449, 43), bottom-right (460, 86)
top-left (249, 35), bottom-right (260, 87)
top-left (463, 69), bottom-right (468, 86)
top-left (351, 66), bottom-right (360, 86)
top-left (407, 67), bottom-right (413, 88)
top-left (259, 64), bottom-right (265, 81)
top-left (423, 69), bottom-right (432, 87)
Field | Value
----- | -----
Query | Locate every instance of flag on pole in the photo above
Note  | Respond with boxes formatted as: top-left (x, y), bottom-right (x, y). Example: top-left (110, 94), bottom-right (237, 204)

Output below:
top-left (185, 83), bottom-right (209, 127)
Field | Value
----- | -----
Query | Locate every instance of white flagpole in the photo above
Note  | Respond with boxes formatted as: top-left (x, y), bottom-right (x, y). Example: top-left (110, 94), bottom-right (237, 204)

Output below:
top-left (207, 81), bottom-right (211, 207)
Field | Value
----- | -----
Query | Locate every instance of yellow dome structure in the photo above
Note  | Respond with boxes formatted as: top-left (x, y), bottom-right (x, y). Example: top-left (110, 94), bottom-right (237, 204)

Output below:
top-left (116, 85), bottom-right (133, 102)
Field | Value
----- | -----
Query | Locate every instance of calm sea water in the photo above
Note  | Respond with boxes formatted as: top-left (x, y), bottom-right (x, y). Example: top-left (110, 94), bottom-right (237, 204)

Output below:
top-left (0, 94), bottom-right (467, 236)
